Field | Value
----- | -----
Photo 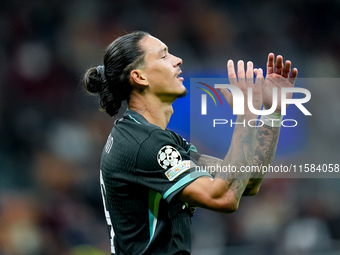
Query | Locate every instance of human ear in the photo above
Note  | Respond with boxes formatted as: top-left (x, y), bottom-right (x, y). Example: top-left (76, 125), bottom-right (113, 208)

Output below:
top-left (130, 69), bottom-right (148, 86)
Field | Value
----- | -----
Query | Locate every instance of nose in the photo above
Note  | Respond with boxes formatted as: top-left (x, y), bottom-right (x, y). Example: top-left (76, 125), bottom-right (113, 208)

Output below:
top-left (172, 54), bottom-right (182, 67)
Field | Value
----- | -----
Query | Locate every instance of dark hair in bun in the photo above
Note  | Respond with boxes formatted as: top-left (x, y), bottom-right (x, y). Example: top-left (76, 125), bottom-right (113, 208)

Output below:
top-left (84, 31), bottom-right (149, 116)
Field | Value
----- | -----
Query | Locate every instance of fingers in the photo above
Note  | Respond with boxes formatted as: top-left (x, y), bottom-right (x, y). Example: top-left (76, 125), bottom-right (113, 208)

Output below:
top-left (246, 61), bottom-right (253, 79)
top-left (227, 60), bottom-right (248, 84)
top-left (254, 68), bottom-right (263, 78)
top-left (289, 68), bottom-right (298, 85)
top-left (227, 59), bottom-right (236, 80)
top-left (269, 53), bottom-right (298, 82)
top-left (275, 55), bottom-right (283, 75)
top-left (282, 60), bottom-right (291, 78)
top-left (227, 59), bottom-right (256, 85)
top-left (237, 60), bottom-right (245, 79)
top-left (254, 68), bottom-right (264, 87)
top-left (267, 53), bottom-right (275, 75)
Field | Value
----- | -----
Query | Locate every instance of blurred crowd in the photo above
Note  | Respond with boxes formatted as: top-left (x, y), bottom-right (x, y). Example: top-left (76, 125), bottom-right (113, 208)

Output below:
top-left (0, 0), bottom-right (340, 254)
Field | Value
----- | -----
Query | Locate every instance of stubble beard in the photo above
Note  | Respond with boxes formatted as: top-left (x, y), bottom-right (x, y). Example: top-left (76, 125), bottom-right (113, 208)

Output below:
top-left (177, 88), bottom-right (188, 98)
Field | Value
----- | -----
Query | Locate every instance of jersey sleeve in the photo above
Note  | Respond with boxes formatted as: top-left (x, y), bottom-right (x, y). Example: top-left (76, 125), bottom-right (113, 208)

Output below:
top-left (166, 129), bottom-right (202, 163)
top-left (135, 129), bottom-right (211, 204)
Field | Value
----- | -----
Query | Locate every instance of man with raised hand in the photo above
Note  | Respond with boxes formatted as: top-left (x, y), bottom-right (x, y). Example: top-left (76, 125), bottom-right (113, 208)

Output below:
top-left (84, 31), bottom-right (297, 254)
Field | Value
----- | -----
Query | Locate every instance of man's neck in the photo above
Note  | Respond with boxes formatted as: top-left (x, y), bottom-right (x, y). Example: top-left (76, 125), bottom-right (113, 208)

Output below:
top-left (128, 92), bottom-right (174, 130)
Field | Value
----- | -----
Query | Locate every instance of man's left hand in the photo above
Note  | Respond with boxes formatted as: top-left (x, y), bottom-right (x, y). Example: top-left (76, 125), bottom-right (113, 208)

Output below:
top-left (262, 53), bottom-right (298, 113)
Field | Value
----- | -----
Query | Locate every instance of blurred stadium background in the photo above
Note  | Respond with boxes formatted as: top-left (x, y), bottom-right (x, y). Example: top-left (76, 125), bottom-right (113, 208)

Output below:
top-left (1, 0), bottom-right (340, 254)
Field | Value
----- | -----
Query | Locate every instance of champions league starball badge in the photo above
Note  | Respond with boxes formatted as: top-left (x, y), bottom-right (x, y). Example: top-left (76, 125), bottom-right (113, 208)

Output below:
top-left (157, 145), bottom-right (182, 169)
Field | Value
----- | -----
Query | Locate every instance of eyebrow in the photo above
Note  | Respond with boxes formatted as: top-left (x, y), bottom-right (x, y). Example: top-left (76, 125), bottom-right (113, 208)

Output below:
top-left (158, 47), bottom-right (168, 55)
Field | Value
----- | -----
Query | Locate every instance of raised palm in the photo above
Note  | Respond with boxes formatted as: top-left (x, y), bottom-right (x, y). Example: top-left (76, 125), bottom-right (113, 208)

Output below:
top-left (218, 60), bottom-right (264, 117)
top-left (262, 53), bottom-right (298, 113)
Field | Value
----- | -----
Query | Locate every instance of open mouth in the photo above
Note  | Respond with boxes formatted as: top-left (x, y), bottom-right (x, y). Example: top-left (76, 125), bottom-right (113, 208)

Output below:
top-left (176, 70), bottom-right (184, 81)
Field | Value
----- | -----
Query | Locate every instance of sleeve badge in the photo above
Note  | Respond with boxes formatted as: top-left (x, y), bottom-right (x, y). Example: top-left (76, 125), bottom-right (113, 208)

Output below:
top-left (157, 145), bottom-right (182, 170)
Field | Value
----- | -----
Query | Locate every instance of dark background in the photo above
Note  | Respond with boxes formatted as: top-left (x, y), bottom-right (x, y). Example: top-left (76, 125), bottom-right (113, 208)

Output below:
top-left (1, 0), bottom-right (340, 254)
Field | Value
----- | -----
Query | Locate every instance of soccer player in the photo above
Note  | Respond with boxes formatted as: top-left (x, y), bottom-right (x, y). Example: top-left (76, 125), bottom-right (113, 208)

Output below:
top-left (83, 31), bottom-right (297, 255)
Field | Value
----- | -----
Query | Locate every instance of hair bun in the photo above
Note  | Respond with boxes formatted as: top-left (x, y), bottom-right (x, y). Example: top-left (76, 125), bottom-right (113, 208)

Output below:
top-left (96, 65), bottom-right (106, 81)
top-left (84, 67), bottom-right (106, 94)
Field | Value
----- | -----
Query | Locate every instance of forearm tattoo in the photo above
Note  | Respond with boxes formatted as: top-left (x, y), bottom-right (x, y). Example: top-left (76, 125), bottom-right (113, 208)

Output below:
top-left (245, 124), bottom-right (280, 191)
top-left (197, 155), bottom-right (222, 178)
top-left (254, 125), bottom-right (280, 166)
top-left (219, 122), bottom-right (255, 200)
top-left (197, 121), bottom-right (280, 199)
top-left (199, 116), bottom-right (256, 201)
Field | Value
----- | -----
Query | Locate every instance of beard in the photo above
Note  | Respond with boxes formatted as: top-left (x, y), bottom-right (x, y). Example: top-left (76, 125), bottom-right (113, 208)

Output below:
top-left (177, 88), bottom-right (188, 98)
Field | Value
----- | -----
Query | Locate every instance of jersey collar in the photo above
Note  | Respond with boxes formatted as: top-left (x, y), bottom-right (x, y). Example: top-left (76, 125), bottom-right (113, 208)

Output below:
top-left (123, 109), bottom-right (167, 131)
top-left (124, 109), bottom-right (150, 125)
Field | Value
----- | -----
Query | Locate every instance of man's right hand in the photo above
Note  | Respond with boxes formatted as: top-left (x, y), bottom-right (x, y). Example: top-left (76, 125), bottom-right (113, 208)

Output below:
top-left (218, 59), bottom-right (264, 119)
